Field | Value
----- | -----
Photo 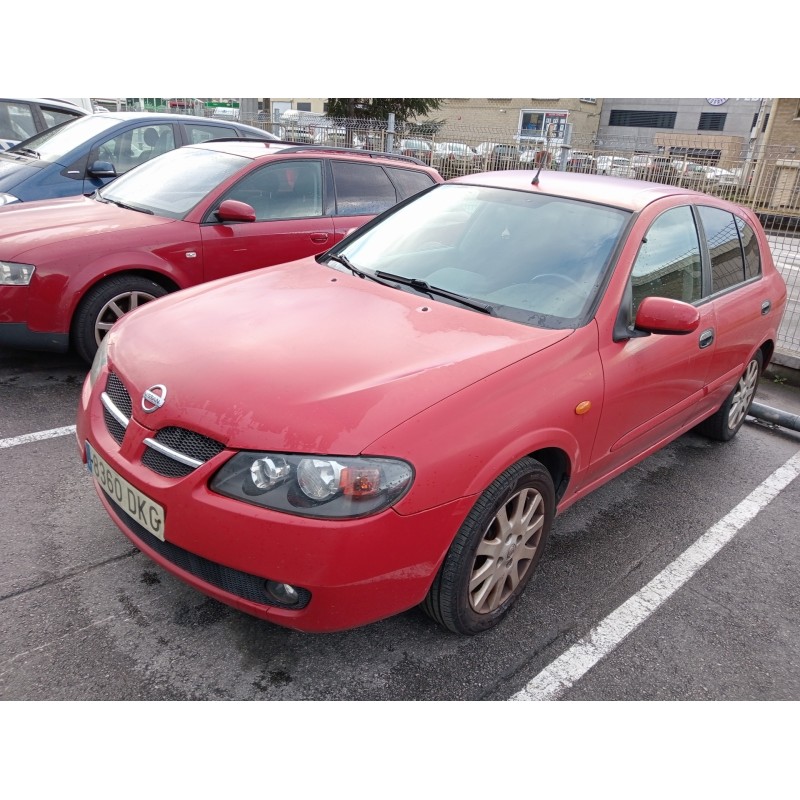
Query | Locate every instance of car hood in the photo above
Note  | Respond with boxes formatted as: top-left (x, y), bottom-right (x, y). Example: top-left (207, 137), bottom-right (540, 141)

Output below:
top-left (107, 261), bottom-right (573, 454)
top-left (0, 196), bottom-right (172, 258)
top-left (0, 154), bottom-right (42, 191)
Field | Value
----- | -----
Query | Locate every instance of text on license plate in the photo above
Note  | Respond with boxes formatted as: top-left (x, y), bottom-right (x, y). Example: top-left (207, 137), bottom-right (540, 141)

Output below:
top-left (86, 441), bottom-right (166, 541)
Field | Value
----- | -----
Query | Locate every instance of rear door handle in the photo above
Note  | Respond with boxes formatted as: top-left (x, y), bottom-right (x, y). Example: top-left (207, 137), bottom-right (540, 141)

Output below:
top-left (761, 300), bottom-right (771, 315)
top-left (699, 328), bottom-right (714, 349)
top-left (311, 233), bottom-right (330, 244)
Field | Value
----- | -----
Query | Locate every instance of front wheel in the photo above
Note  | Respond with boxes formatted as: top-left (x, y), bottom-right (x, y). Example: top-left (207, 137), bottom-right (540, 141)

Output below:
top-left (72, 275), bottom-right (169, 364)
top-left (697, 350), bottom-right (763, 441)
top-left (422, 457), bottom-right (555, 635)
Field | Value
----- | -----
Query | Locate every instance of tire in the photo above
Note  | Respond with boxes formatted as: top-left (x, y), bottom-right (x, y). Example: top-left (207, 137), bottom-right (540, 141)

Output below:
top-left (422, 457), bottom-right (555, 635)
top-left (72, 275), bottom-right (169, 364)
top-left (697, 350), bottom-right (763, 442)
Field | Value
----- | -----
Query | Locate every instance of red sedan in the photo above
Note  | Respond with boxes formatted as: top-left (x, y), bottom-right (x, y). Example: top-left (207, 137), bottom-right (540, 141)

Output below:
top-left (0, 139), bottom-right (441, 362)
top-left (76, 171), bottom-right (787, 634)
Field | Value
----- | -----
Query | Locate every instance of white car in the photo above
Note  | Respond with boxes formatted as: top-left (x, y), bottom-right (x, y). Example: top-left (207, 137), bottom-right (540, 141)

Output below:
top-left (0, 97), bottom-right (89, 151)
top-left (594, 155), bottom-right (635, 178)
top-left (705, 166), bottom-right (740, 186)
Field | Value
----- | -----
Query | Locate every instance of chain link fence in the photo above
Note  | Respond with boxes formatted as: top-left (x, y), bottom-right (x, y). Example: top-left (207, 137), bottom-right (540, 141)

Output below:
top-left (195, 110), bottom-right (800, 365)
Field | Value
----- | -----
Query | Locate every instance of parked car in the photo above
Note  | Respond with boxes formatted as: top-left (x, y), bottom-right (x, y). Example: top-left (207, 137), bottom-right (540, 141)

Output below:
top-left (0, 111), bottom-right (279, 206)
top-left (432, 142), bottom-right (481, 175)
top-left (476, 142), bottom-right (521, 171)
top-left (0, 97), bottom-right (89, 151)
top-left (398, 138), bottom-right (433, 165)
top-left (564, 152), bottom-right (597, 174)
top-left (704, 166), bottom-right (740, 186)
top-left (76, 170), bottom-right (787, 635)
top-left (671, 160), bottom-right (708, 186)
top-left (633, 156), bottom-right (680, 183)
top-left (0, 139), bottom-right (442, 362)
top-left (594, 155), bottom-right (635, 177)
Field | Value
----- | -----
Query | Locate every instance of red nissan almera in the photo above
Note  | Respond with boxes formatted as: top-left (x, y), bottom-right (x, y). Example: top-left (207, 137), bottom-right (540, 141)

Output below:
top-left (76, 171), bottom-right (787, 635)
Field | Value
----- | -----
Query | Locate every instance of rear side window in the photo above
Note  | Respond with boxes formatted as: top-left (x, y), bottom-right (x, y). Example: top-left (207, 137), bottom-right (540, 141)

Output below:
top-left (0, 101), bottom-right (36, 141)
top-left (184, 123), bottom-right (238, 144)
top-left (331, 161), bottom-right (397, 215)
top-left (697, 206), bottom-right (746, 292)
top-left (386, 167), bottom-right (435, 201)
top-left (735, 216), bottom-right (762, 280)
top-left (39, 105), bottom-right (84, 128)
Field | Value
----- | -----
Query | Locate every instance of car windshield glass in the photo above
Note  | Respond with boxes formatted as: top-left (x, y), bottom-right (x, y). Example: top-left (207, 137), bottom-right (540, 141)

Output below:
top-left (336, 184), bottom-right (630, 328)
top-left (98, 147), bottom-right (248, 219)
top-left (7, 114), bottom-right (121, 162)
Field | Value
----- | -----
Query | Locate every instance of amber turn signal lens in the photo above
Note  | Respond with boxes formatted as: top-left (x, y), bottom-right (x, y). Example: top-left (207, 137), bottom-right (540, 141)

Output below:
top-left (575, 401), bottom-right (592, 415)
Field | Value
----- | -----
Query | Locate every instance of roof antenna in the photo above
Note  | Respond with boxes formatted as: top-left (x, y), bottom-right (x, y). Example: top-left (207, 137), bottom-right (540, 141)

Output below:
top-left (531, 123), bottom-right (554, 186)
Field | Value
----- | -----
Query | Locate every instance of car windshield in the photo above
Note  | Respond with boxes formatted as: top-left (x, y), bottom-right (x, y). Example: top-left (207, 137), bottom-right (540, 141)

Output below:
top-left (7, 114), bottom-right (122, 161)
top-left (97, 146), bottom-right (249, 219)
top-left (335, 184), bottom-right (630, 328)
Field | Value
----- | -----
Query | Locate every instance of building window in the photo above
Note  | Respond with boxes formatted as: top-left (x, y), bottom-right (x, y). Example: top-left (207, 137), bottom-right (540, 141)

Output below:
top-left (297, 102), bottom-right (311, 112)
top-left (608, 110), bottom-right (677, 129)
top-left (698, 112), bottom-right (726, 131)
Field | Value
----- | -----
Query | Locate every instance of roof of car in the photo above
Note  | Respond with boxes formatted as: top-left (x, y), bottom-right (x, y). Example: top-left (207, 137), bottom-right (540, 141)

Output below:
top-left (189, 138), bottom-right (433, 167)
top-left (90, 111), bottom-right (276, 137)
top-left (451, 170), bottom-right (705, 212)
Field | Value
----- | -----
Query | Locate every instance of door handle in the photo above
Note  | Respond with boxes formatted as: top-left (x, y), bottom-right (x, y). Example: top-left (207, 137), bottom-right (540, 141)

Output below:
top-left (311, 233), bottom-right (330, 244)
top-left (699, 328), bottom-right (714, 349)
top-left (761, 300), bottom-right (771, 315)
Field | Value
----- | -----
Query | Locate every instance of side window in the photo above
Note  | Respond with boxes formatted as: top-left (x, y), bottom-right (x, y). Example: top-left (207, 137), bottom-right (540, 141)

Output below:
top-left (184, 123), bottom-right (238, 144)
top-left (385, 167), bottom-right (436, 201)
top-left (697, 205), bottom-right (746, 292)
top-left (224, 160), bottom-right (323, 220)
top-left (735, 216), bottom-right (762, 280)
top-left (91, 124), bottom-right (175, 174)
top-left (331, 161), bottom-right (397, 215)
top-left (39, 105), bottom-right (84, 128)
top-left (630, 205), bottom-right (703, 314)
top-left (0, 101), bottom-right (36, 140)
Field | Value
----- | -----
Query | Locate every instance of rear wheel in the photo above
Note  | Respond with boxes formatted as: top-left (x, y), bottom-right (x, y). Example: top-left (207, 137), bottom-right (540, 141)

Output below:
top-left (72, 275), bottom-right (169, 363)
top-left (697, 350), bottom-right (763, 441)
top-left (422, 457), bottom-right (554, 635)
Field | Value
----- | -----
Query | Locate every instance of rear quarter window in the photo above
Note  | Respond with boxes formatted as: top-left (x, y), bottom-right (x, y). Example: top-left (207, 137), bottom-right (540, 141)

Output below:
top-left (735, 216), bottom-right (762, 280)
top-left (386, 166), bottom-right (436, 201)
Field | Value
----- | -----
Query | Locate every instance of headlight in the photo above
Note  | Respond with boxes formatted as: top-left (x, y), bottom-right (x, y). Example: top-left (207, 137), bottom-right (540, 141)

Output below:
top-left (87, 335), bottom-right (109, 390)
top-left (0, 193), bottom-right (20, 206)
top-left (0, 261), bottom-right (35, 285)
top-left (211, 452), bottom-right (414, 519)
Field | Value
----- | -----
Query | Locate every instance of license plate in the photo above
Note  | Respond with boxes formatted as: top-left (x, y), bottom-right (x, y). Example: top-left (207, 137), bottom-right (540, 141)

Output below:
top-left (86, 441), bottom-right (166, 541)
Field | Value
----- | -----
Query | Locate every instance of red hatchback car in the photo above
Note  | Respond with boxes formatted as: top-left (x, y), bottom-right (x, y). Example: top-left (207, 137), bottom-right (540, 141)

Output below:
top-left (0, 139), bottom-right (441, 362)
top-left (76, 171), bottom-right (787, 635)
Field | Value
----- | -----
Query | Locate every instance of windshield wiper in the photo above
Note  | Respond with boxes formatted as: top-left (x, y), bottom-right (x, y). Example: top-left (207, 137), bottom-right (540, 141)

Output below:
top-left (12, 147), bottom-right (40, 159)
top-left (375, 271), bottom-right (493, 315)
top-left (326, 253), bottom-right (393, 286)
top-left (103, 198), bottom-right (154, 215)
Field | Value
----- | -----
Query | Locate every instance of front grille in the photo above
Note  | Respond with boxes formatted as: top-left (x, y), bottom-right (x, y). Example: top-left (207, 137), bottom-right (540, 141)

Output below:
top-left (103, 372), bottom-right (132, 445)
top-left (113, 505), bottom-right (311, 610)
top-left (103, 408), bottom-right (127, 445)
top-left (142, 427), bottom-right (226, 478)
top-left (106, 373), bottom-right (132, 418)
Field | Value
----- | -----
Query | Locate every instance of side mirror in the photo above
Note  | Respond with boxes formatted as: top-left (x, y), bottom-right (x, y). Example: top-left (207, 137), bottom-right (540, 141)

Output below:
top-left (215, 199), bottom-right (256, 223)
top-left (88, 160), bottom-right (117, 178)
top-left (634, 296), bottom-right (700, 335)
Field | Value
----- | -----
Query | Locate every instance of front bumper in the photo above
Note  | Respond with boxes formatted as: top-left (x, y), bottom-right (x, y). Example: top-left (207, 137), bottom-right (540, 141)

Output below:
top-left (77, 368), bottom-right (475, 633)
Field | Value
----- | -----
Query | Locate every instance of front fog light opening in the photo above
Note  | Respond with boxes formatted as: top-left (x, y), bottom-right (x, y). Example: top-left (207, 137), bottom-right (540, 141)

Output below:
top-left (265, 580), bottom-right (302, 607)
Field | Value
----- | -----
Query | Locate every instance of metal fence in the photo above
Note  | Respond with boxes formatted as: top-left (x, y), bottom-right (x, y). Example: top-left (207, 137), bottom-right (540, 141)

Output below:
top-left (204, 110), bottom-right (800, 364)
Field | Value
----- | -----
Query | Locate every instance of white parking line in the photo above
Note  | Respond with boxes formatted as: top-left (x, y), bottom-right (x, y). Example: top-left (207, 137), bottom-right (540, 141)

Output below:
top-left (0, 425), bottom-right (77, 449)
top-left (511, 449), bottom-right (800, 701)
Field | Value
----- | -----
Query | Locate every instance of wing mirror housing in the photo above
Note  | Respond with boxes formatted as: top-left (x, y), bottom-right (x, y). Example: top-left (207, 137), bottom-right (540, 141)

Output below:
top-left (88, 160), bottom-right (117, 178)
top-left (215, 199), bottom-right (256, 223)
top-left (634, 296), bottom-right (700, 335)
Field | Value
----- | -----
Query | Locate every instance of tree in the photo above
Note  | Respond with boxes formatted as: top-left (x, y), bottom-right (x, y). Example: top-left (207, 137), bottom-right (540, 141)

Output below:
top-left (325, 98), bottom-right (442, 124)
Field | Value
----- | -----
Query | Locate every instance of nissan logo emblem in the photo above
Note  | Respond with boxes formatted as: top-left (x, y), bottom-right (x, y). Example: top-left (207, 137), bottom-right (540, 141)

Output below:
top-left (142, 384), bottom-right (167, 413)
